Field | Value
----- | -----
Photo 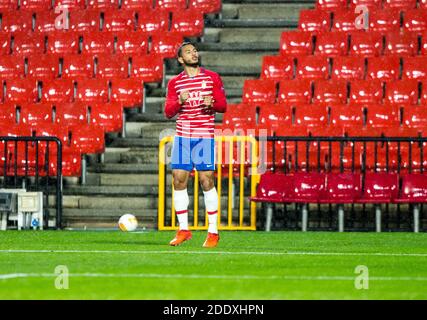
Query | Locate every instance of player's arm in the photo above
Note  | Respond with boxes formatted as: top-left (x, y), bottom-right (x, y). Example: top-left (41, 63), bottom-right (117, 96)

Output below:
top-left (211, 73), bottom-right (227, 113)
top-left (164, 78), bottom-right (182, 119)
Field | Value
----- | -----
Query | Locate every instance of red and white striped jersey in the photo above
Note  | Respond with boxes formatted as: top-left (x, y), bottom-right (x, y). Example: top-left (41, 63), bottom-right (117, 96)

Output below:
top-left (164, 67), bottom-right (227, 138)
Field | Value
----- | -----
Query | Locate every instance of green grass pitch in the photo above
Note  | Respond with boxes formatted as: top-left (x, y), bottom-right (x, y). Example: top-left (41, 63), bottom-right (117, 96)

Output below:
top-left (0, 230), bottom-right (426, 300)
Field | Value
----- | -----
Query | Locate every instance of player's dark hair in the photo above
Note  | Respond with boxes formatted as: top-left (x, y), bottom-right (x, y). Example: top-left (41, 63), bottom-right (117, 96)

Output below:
top-left (177, 42), bottom-right (198, 58)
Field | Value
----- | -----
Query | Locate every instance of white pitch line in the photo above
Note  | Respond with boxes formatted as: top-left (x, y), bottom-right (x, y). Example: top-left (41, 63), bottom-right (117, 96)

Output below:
top-left (0, 249), bottom-right (426, 257)
top-left (1, 273), bottom-right (427, 282)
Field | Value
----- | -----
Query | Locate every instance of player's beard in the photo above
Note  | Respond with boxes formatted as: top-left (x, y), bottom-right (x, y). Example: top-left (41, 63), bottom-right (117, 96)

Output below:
top-left (184, 61), bottom-right (200, 67)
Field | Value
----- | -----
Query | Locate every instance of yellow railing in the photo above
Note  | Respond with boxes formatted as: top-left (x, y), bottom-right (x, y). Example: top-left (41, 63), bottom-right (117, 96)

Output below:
top-left (158, 136), bottom-right (260, 231)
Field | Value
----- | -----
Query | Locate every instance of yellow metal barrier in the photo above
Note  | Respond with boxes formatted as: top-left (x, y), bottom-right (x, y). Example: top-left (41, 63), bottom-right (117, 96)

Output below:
top-left (158, 136), bottom-right (259, 231)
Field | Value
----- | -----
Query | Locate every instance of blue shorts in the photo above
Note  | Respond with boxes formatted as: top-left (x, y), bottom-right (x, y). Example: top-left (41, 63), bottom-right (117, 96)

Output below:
top-left (171, 136), bottom-right (215, 172)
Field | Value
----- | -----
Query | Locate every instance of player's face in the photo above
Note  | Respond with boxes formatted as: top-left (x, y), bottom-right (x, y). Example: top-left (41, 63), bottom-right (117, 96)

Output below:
top-left (179, 45), bottom-right (199, 66)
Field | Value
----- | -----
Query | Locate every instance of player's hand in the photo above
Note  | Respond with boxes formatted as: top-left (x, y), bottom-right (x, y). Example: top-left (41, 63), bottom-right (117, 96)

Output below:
top-left (179, 91), bottom-right (189, 104)
top-left (203, 95), bottom-right (214, 107)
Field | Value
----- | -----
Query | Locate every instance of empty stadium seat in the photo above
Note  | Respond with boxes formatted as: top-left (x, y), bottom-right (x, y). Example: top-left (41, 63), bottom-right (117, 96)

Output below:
top-left (27, 54), bottom-right (60, 79)
top-left (313, 80), bottom-right (347, 106)
top-left (82, 33), bottom-right (114, 55)
top-left (420, 0), bottom-right (427, 8)
top-left (332, 10), bottom-right (360, 33)
top-left (0, 103), bottom-right (16, 124)
top-left (261, 56), bottom-right (294, 81)
top-left (19, 103), bottom-right (53, 126)
top-left (41, 79), bottom-right (74, 103)
top-left (171, 10), bottom-right (204, 37)
top-left (368, 10), bottom-right (401, 33)
top-left (294, 105), bottom-right (328, 128)
top-left (157, 0), bottom-right (187, 11)
top-left (332, 57), bottom-right (365, 80)
top-left (130, 55), bottom-right (163, 83)
top-left (62, 54), bottom-right (94, 79)
top-left (116, 32), bottom-right (149, 55)
top-left (86, 0), bottom-right (119, 9)
top-left (96, 54), bottom-right (128, 79)
top-left (320, 173), bottom-right (361, 203)
top-left (366, 104), bottom-right (400, 128)
top-left (385, 32), bottom-right (418, 56)
top-left (367, 57), bottom-right (400, 81)
top-left (69, 124), bottom-right (105, 154)
top-left (349, 0), bottom-right (381, 9)
top-left (1, 12), bottom-right (32, 33)
top-left (151, 32), bottom-right (182, 59)
top-left (403, 57), bottom-right (427, 80)
top-left (402, 107), bottom-right (427, 132)
top-left (258, 105), bottom-right (292, 131)
top-left (296, 56), bottom-right (329, 80)
top-left (251, 173), bottom-right (291, 203)
top-left (315, 32), bottom-right (348, 56)
top-left (103, 10), bottom-right (135, 32)
top-left (279, 32), bottom-right (313, 56)
top-left (278, 79), bottom-right (312, 106)
top-left (422, 81), bottom-right (427, 105)
top-left (55, 102), bottom-right (88, 127)
top-left (90, 103), bottom-right (123, 133)
top-left (0, 56), bottom-right (25, 79)
top-left (13, 32), bottom-right (45, 56)
top-left (403, 10), bottom-right (427, 34)
top-left (0, 0), bottom-right (18, 10)
top-left (55, 0), bottom-right (86, 10)
top-left (20, 0), bottom-right (52, 10)
top-left (385, 80), bottom-right (419, 105)
top-left (283, 172), bottom-right (325, 202)
top-left (5, 79), bottom-right (38, 103)
top-left (349, 80), bottom-right (383, 105)
top-left (394, 174), bottom-right (427, 203)
top-left (110, 79), bottom-right (143, 106)
top-left (330, 105), bottom-right (364, 127)
top-left (35, 11), bottom-right (62, 33)
top-left (188, 0), bottom-right (221, 14)
top-left (0, 34), bottom-right (10, 56)
top-left (422, 32), bottom-right (427, 55)
top-left (137, 10), bottom-right (169, 33)
top-left (298, 9), bottom-right (330, 34)
top-left (121, 0), bottom-right (153, 10)
top-left (69, 10), bottom-right (101, 33)
top-left (383, 0), bottom-right (417, 10)
top-left (47, 32), bottom-right (80, 55)
top-left (316, 0), bottom-right (347, 10)
top-left (349, 32), bottom-right (383, 57)
top-left (242, 79), bottom-right (277, 104)
top-left (76, 79), bottom-right (109, 103)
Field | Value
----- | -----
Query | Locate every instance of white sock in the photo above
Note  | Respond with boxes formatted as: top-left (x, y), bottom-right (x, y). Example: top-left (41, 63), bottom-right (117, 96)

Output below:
top-left (203, 187), bottom-right (218, 234)
top-left (174, 188), bottom-right (189, 230)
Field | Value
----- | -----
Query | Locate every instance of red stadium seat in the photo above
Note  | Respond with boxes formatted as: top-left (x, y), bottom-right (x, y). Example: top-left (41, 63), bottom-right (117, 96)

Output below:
top-left (157, 0), bottom-right (187, 11)
top-left (137, 10), bottom-right (169, 33)
top-left (5, 79), bottom-right (38, 103)
top-left (35, 11), bottom-right (62, 33)
top-left (20, 103), bottom-right (53, 126)
top-left (0, 56), bottom-right (25, 79)
top-left (313, 80), bottom-right (347, 106)
top-left (69, 10), bottom-right (101, 33)
top-left (349, 0), bottom-right (381, 9)
top-left (110, 79), bottom-right (143, 106)
top-left (332, 57), bottom-right (365, 80)
top-left (55, 102), bottom-right (88, 127)
top-left (278, 79), bottom-right (312, 106)
top-left (349, 32), bottom-right (383, 57)
top-left (0, 103), bottom-right (16, 124)
top-left (70, 124), bottom-right (105, 154)
top-left (103, 10), bottom-right (135, 32)
top-left (320, 173), bottom-right (361, 203)
top-left (403, 10), bottom-right (427, 34)
top-left (421, 0), bottom-right (427, 8)
top-left (27, 54), bottom-right (60, 79)
top-left (242, 79), bottom-right (277, 104)
top-left (316, 0), bottom-right (347, 10)
top-left (330, 104), bottom-right (364, 127)
top-left (171, 10), bottom-right (204, 37)
top-left (96, 54), bottom-right (128, 79)
top-left (422, 31), bottom-right (427, 55)
top-left (47, 32), bottom-right (80, 55)
top-left (366, 104), bottom-right (400, 128)
top-left (0, 0), bottom-right (18, 10)
top-left (86, 0), bottom-right (119, 9)
top-left (283, 172), bottom-right (325, 203)
top-left (332, 10), bottom-right (360, 33)
top-left (130, 55), bottom-right (163, 83)
top-left (258, 105), bottom-right (292, 131)
top-left (367, 57), bottom-right (400, 81)
top-left (383, 0), bottom-right (417, 10)
top-left (116, 32), bottom-right (148, 55)
top-left (368, 10), bottom-right (401, 33)
top-left (62, 54), bottom-right (94, 79)
top-left (403, 57), bottom-right (427, 80)
top-left (13, 32), bottom-right (45, 56)
top-left (20, 0), bottom-right (52, 10)
top-left (151, 32), bottom-right (183, 59)
top-left (82, 32), bottom-right (114, 55)
top-left (41, 79), bottom-right (74, 103)
top-left (385, 31), bottom-right (418, 56)
top-left (296, 56), bottom-right (329, 80)
top-left (315, 32), bottom-right (348, 56)
top-left (1, 12), bottom-right (32, 33)
top-left (121, 0), bottom-right (153, 10)
top-left (385, 80), bottom-right (418, 106)
top-left (402, 107), bottom-right (427, 132)
top-left (76, 79), bottom-right (109, 103)
top-left (294, 105), bottom-right (328, 128)
top-left (394, 174), bottom-right (427, 203)
top-left (188, 0), bottom-right (221, 14)
top-left (251, 173), bottom-right (291, 203)
top-left (298, 9), bottom-right (330, 34)
top-left (221, 103), bottom-right (257, 127)
top-left (90, 103), bottom-right (123, 133)
top-left (279, 32), bottom-right (313, 56)
top-left (422, 81), bottom-right (427, 105)
top-left (55, 0), bottom-right (85, 10)
top-left (349, 80), bottom-right (383, 105)
top-left (261, 56), bottom-right (294, 81)
top-left (0, 34), bottom-right (10, 55)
